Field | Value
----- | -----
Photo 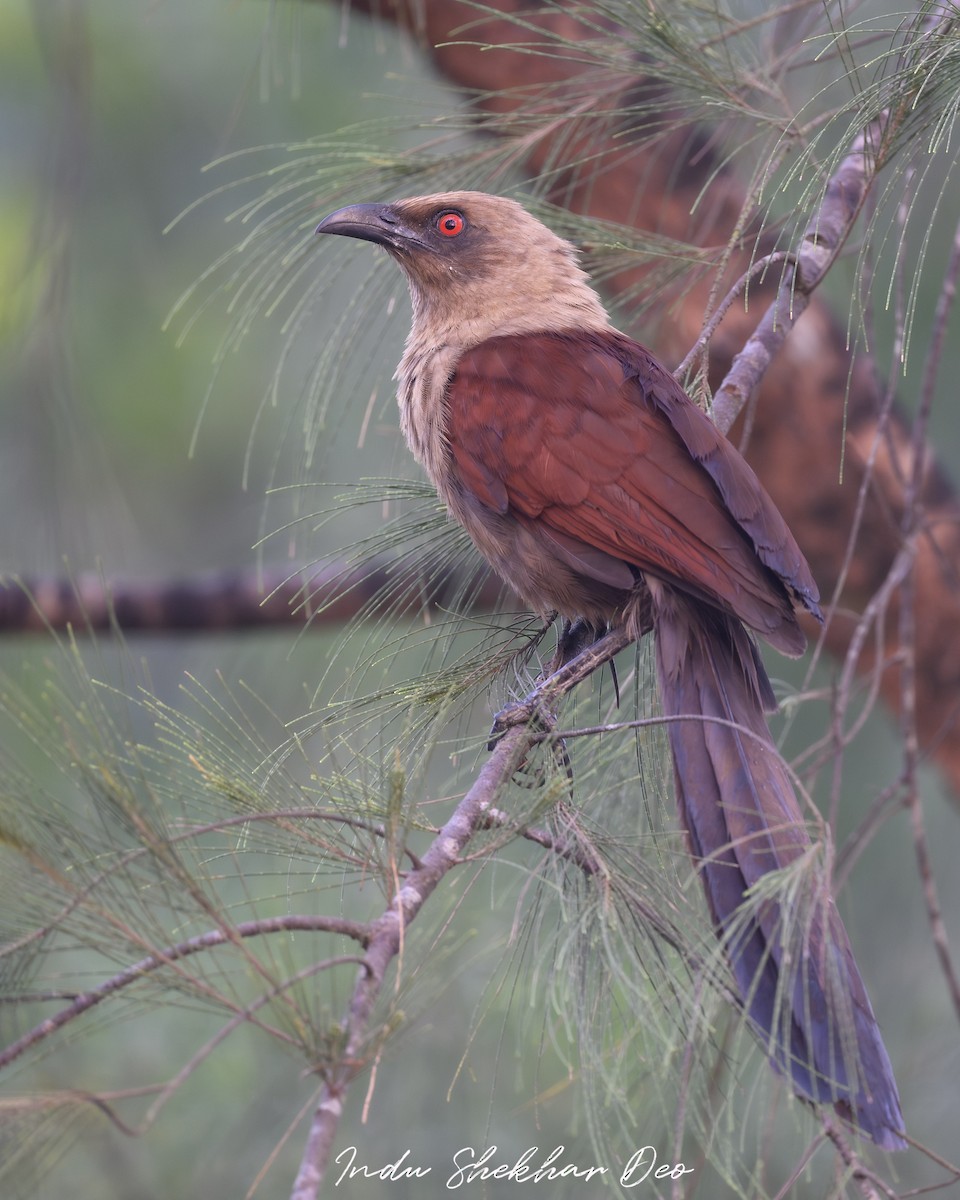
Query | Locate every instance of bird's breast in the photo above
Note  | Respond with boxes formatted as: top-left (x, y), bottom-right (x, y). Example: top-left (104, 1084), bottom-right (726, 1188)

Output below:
top-left (396, 339), bottom-right (461, 488)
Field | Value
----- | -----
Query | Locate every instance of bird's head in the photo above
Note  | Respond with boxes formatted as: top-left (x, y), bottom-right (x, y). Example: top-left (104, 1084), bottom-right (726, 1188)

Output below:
top-left (315, 191), bottom-right (611, 346)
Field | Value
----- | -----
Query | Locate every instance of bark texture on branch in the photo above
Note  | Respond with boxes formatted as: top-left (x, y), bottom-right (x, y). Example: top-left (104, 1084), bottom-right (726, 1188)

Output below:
top-left (335, 0), bottom-right (960, 795)
top-left (0, 563), bottom-right (501, 634)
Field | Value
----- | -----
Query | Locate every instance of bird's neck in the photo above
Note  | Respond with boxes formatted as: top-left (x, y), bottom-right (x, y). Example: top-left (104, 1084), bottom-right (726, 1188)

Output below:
top-left (403, 247), bottom-right (613, 351)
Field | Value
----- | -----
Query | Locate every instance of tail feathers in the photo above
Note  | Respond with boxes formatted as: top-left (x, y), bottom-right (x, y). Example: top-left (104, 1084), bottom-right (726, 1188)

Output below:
top-left (655, 598), bottom-right (906, 1150)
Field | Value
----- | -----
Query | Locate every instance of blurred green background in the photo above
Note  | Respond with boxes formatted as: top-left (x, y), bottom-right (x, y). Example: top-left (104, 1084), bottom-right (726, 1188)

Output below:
top-left (1, 2), bottom-right (958, 1197)
top-left (0, 5), bottom-right (590, 1197)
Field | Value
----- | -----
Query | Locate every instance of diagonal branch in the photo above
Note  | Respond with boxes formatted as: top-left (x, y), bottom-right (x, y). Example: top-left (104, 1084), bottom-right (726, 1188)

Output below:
top-left (289, 722), bottom-right (534, 1200)
top-left (710, 116), bottom-right (887, 436)
top-left (289, 632), bottom-right (630, 1200)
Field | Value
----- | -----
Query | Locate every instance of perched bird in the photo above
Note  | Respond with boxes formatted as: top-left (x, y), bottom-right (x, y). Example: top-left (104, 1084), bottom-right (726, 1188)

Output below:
top-left (316, 192), bottom-right (906, 1149)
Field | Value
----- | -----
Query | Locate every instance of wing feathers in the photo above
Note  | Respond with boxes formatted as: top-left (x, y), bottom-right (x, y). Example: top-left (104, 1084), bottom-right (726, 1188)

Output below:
top-left (446, 331), bottom-right (816, 646)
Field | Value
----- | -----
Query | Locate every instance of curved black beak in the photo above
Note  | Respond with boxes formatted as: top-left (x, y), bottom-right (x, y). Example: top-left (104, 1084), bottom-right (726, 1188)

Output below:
top-left (315, 203), bottom-right (417, 250)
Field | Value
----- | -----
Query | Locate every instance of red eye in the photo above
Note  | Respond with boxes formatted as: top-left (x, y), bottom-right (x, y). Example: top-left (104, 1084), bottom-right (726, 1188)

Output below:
top-left (436, 211), bottom-right (465, 237)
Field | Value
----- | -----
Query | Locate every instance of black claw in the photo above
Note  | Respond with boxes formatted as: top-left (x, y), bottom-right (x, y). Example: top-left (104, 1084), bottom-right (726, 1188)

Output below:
top-left (609, 656), bottom-right (621, 707)
top-left (554, 736), bottom-right (575, 785)
top-left (487, 706), bottom-right (514, 751)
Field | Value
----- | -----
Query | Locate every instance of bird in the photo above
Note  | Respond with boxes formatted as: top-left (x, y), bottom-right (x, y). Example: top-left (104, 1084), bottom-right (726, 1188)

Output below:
top-left (315, 191), bottom-right (906, 1150)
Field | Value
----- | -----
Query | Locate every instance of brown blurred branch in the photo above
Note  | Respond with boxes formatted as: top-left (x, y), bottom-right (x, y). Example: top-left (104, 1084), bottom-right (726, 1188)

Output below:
top-left (0, 562), bottom-right (501, 634)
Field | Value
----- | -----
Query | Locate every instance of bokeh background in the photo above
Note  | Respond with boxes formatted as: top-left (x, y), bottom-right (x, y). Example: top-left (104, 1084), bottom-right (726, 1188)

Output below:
top-left (1, 2), bottom-right (958, 1197)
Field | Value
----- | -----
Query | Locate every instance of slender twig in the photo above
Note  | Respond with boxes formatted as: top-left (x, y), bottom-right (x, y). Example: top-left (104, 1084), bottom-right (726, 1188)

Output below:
top-left (904, 725), bottom-right (960, 1023)
top-left (0, 915), bottom-right (368, 1072)
top-left (55, 954), bottom-right (366, 1143)
top-left (825, 543), bottom-right (915, 827)
top-left (821, 1115), bottom-right (901, 1200)
top-left (673, 250), bottom-right (796, 384)
top-left (0, 803), bottom-right (426, 973)
top-left (710, 114), bottom-right (887, 435)
top-left (899, 216), bottom-right (960, 1024)
top-left (138, 954), bottom-right (369, 1135)
top-left (915, 216), bottom-right (960, 501)
top-left (769, 1131), bottom-right (827, 1200)
top-left (477, 802), bottom-right (602, 875)
top-left (834, 775), bottom-right (907, 891)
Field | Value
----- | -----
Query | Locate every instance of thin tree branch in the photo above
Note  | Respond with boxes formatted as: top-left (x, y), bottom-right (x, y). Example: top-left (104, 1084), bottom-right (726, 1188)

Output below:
top-left (710, 115), bottom-right (886, 436)
top-left (821, 1115), bottom-right (901, 1200)
top-left (289, 723), bottom-right (536, 1200)
top-left (0, 915), bottom-right (369, 1072)
top-left (46, 955), bottom-right (367, 1143)
top-left (899, 215), bottom-right (960, 1024)
top-left (673, 250), bottom-right (795, 385)
top-left (477, 803), bottom-right (601, 875)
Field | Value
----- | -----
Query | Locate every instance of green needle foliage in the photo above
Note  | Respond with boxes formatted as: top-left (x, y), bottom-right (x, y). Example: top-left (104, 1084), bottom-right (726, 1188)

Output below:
top-left (3, 2), bottom-right (959, 1197)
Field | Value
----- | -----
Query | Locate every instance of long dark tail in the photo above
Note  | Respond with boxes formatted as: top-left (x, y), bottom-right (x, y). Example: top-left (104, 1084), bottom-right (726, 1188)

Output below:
top-left (654, 591), bottom-right (906, 1150)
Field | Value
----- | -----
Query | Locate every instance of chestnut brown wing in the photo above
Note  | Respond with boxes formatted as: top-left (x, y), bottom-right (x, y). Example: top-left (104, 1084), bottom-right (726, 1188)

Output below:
top-left (445, 331), bottom-right (819, 648)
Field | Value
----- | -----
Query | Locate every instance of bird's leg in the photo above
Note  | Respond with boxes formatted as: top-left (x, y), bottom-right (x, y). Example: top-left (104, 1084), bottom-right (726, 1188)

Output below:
top-left (491, 618), bottom-right (591, 749)
top-left (482, 617), bottom-right (578, 786)
top-left (551, 616), bottom-right (601, 672)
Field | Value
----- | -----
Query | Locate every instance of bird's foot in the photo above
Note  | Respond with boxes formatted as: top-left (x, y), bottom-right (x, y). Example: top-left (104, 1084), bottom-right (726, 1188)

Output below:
top-left (486, 619), bottom-right (606, 787)
top-left (488, 617), bottom-right (585, 749)
top-left (487, 694), bottom-right (554, 752)
top-left (487, 620), bottom-right (628, 791)
top-left (488, 619), bottom-right (618, 751)
top-left (551, 617), bottom-right (601, 672)
top-left (487, 696), bottom-right (573, 787)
